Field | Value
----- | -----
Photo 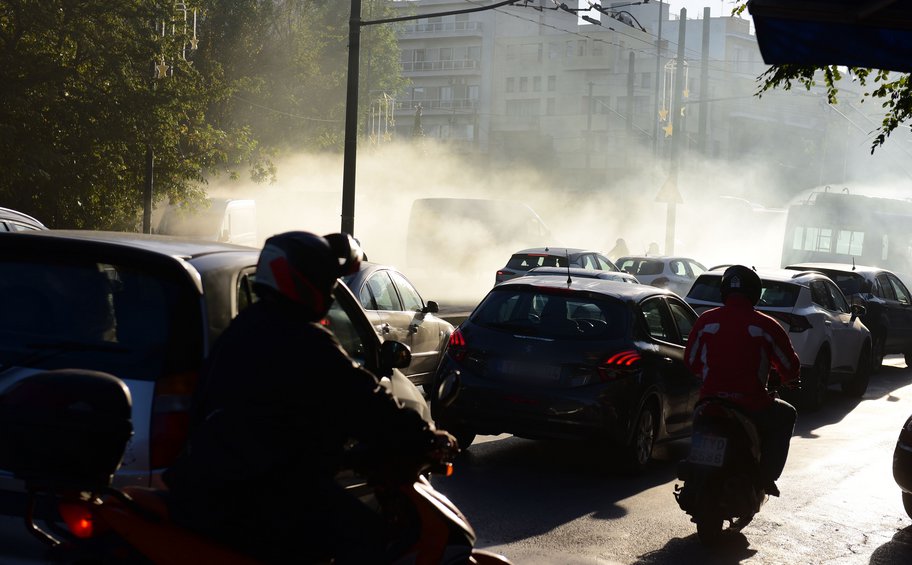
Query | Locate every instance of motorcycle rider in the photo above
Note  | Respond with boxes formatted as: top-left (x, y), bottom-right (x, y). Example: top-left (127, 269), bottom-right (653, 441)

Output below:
top-left (163, 231), bottom-right (454, 564)
top-left (684, 265), bottom-right (800, 496)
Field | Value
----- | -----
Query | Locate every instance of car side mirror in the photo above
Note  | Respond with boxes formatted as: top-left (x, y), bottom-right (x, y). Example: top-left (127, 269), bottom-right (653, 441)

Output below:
top-left (851, 303), bottom-right (866, 320)
top-left (380, 340), bottom-right (411, 371)
top-left (423, 300), bottom-right (439, 314)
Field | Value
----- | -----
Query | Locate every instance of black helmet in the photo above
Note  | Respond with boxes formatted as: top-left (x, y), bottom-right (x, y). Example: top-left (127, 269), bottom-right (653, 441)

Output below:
top-left (720, 265), bottom-right (761, 306)
top-left (254, 231), bottom-right (362, 319)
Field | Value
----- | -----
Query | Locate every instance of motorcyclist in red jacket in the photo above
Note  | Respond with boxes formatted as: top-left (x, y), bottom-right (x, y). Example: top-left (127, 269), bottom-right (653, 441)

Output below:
top-left (164, 231), bottom-right (454, 564)
top-left (684, 265), bottom-right (800, 496)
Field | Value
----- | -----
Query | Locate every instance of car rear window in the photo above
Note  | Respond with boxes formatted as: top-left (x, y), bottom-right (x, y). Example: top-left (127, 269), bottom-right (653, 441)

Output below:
top-left (506, 253), bottom-right (566, 271)
top-left (471, 286), bottom-right (628, 339)
top-left (687, 275), bottom-right (801, 308)
top-left (0, 256), bottom-right (203, 380)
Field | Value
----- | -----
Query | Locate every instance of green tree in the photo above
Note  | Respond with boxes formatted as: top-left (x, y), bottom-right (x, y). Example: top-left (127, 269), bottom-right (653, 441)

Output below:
top-left (735, 2), bottom-right (910, 153)
top-left (0, 1), bottom-right (407, 229)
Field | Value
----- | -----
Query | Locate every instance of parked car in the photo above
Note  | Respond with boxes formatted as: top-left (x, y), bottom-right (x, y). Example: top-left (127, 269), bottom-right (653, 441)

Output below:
top-left (893, 411), bottom-right (912, 519)
top-left (156, 197), bottom-right (258, 247)
top-left (615, 255), bottom-right (707, 297)
top-left (0, 230), bottom-right (423, 517)
top-left (0, 207), bottom-right (46, 232)
top-left (784, 263), bottom-right (912, 370)
top-left (343, 262), bottom-right (454, 388)
top-left (524, 266), bottom-right (640, 284)
top-left (431, 276), bottom-right (701, 471)
top-left (685, 268), bottom-right (872, 410)
top-left (495, 247), bottom-right (619, 284)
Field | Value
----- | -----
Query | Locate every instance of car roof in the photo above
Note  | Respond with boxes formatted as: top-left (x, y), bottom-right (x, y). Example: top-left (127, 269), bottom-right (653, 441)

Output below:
top-left (512, 247), bottom-right (596, 255)
top-left (4, 229), bottom-right (259, 259)
top-left (0, 206), bottom-right (46, 228)
top-left (785, 262), bottom-right (886, 276)
top-left (525, 266), bottom-right (633, 280)
top-left (617, 255), bottom-right (696, 262)
top-left (496, 274), bottom-right (673, 301)
top-left (698, 267), bottom-right (823, 284)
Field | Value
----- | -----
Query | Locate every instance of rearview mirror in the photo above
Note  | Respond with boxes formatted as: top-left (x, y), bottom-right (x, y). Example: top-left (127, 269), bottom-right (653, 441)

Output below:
top-left (423, 300), bottom-right (439, 314)
top-left (851, 303), bottom-right (866, 320)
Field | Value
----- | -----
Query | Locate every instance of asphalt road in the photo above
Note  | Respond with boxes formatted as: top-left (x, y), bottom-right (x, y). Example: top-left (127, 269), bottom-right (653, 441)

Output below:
top-left (432, 356), bottom-right (912, 564)
top-left (3, 358), bottom-right (911, 564)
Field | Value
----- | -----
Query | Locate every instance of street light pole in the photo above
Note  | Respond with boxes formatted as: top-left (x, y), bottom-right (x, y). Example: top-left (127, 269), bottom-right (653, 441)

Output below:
top-left (340, 0), bottom-right (524, 237)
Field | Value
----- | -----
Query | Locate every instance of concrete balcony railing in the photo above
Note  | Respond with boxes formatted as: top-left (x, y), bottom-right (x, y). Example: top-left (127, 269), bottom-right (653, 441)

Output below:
top-left (400, 21), bottom-right (483, 36)
top-left (396, 98), bottom-right (480, 112)
top-left (401, 59), bottom-right (481, 73)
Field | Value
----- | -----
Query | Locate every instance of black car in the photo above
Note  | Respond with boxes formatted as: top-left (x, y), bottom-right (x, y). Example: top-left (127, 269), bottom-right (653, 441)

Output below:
top-left (785, 263), bottom-right (912, 369)
top-left (431, 275), bottom-right (700, 471)
top-left (894, 411), bottom-right (912, 519)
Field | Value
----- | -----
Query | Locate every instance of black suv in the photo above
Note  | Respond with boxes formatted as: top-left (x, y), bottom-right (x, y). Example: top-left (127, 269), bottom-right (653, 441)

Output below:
top-left (785, 262), bottom-right (912, 370)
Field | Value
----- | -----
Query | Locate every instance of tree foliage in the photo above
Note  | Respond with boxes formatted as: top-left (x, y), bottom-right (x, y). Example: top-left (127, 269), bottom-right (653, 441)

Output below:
top-left (735, 2), bottom-right (912, 153)
top-left (0, 0), bottom-right (405, 229)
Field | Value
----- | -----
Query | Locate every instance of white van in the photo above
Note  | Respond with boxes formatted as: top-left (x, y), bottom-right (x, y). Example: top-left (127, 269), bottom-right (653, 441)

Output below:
top-left (157, 198), bottom-right (258, 247)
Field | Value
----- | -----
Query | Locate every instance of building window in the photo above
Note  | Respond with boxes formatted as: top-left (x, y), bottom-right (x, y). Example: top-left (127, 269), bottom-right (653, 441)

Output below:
top-left (577, 40), bottom-right (587, 57)
top-left (468, 85), bottom-right (479, 101)
top-left (533, 76), bottom-right (541, 92)
top-left (439, 47), bottom-right (452, 61)
top-left (519, 77), bottom-right (528, 92)
top-left (506, 77), bottom-right (515, 93)
top-left (547, 75), bottom-right (556, 91)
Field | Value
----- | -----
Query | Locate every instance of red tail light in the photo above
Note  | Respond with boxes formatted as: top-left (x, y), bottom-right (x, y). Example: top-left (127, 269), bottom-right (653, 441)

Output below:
top-left (598, 350), bottom-right (641, 381)
top-left (58, 501), bottom-right (99, 539)
top-left (767, 312), bottom-right (812, 333)
top-left (448, 328), bottom-right (468, 362)
top-left (150, 371), bottom-right (198, 469)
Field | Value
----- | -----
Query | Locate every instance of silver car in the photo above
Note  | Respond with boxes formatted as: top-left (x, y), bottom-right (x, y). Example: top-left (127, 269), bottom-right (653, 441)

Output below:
top-left (615, 255), bottom-right (707, 297)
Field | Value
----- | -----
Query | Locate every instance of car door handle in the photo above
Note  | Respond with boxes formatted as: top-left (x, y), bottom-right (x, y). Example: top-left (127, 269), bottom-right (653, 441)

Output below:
top-left (824, 320), bottom-right (832, 326)
top-left (379, 323), bottom-right (391, 334)
top-left (663, 357), bottom-right (674, 364)
top-left (408, 324), bottom-right (419, 333)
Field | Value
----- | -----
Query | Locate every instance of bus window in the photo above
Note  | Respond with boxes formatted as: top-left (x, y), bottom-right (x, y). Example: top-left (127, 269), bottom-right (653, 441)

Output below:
top-left (836, 230), bottom-right (864, 256)
top-left (883, 234), bottom-right (890, 261)
top-left (793, 226), bottom-right (804, 250)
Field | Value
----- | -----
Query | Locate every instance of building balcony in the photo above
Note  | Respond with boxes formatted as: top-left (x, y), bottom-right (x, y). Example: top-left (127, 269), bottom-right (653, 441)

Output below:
top-left (401, 59), bottom-right (481, 74)
top-left (399, 21), bottom-right (483, 37)
top-left (395, 98), bottom-right (480, 113)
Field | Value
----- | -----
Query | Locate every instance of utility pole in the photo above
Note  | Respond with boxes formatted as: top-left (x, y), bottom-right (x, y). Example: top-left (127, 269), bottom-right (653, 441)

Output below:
top-left (698, 7), bottom-right (711, 155)
top-left (665, 8), bottom-right (687, 255)
top-left (626, 51), bottom-right (635, 167)
top-left (652, 1), bottom-right (664, 157)
top-left (586, 81), bottom-right (593, 173)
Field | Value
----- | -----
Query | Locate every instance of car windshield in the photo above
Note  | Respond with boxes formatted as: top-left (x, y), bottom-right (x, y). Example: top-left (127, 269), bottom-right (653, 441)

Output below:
top-left (0, 257), bottom-right (202, 380)
top-left (472, 286), bottom-right (629, 339)
top-left (687, 275), bottom-right (801, 308)
top-left (822, 272), bottom-right (868, 296)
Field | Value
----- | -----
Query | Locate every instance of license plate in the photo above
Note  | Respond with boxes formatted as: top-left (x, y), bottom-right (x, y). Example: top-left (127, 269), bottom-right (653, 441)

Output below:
top-left (499, 360), bottom-right (561, 382)
top-left (689, 433), bottom-right (727, 467)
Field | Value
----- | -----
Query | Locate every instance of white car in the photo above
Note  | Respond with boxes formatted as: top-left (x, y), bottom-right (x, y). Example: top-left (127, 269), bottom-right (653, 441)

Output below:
top-left (684, 268), bottom-right (872, 410)
top-left (616, 255), bottom-right (707, 297)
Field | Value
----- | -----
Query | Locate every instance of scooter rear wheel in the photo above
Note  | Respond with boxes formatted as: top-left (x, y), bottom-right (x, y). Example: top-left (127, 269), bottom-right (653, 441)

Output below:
top-left (696, 517), bottom-right (724, 545)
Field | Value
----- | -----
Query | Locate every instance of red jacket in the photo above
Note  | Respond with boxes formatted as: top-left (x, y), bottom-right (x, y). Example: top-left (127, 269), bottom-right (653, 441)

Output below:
top-left (684, 294), bottom-right (800, 412)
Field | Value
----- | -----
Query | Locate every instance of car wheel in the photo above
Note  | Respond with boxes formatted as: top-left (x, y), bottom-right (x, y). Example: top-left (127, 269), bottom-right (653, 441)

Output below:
top-left (802, 351), bottom-right (830, 411)
top-left (903, 492), bottom-right (912, 520)
top-left (621, 404), bottom-right (657, 472)
top-left (872, 332), bottom-right (886, 373)
top-left (841, 344), bottom-right (870, 398)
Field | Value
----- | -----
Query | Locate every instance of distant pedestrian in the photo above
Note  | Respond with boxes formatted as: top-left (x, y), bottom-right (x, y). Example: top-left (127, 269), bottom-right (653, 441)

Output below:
top-left (607, 238), bottom-right (629, 260)
top-left (647, 242), bottom-right (660, 255)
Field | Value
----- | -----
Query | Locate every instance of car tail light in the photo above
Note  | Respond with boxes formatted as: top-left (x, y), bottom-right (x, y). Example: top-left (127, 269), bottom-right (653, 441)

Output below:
top-left (58, 501), bottom-right (101, 539)
top-left (597, 350), bottom-right (641, 381)
top-left (448, 328), bottom-right (467, 362)
top-left (150, 371), bottom-right (198, 469)
top-left (767, 312), bottom-right (812, 333)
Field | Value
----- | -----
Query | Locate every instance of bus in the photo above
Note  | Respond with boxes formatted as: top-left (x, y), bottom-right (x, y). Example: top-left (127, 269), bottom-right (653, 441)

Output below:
top-left (780, 189), bottom-right (912, 280)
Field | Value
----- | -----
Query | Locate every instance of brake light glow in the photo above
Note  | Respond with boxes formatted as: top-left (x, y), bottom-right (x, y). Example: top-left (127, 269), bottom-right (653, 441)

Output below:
top-left (448, 329), bottom-right (467, 362)
top-left (150, 371), bottom-right (198, 469)
top-left (58, 502), bottom-right (96, 539)
top-left (598, 350), bottom-right (641, 381)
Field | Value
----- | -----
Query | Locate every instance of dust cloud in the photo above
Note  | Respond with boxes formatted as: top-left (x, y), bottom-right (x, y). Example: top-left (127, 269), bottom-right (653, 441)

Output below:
top-left (200, 140), bottom-right (809, 307)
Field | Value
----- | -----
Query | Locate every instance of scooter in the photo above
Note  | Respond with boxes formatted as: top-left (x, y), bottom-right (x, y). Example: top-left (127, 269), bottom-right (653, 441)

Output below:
top-left (0, 369), bottom-right (511, 564)
top-left (673, 395), bottom-right (768, 544)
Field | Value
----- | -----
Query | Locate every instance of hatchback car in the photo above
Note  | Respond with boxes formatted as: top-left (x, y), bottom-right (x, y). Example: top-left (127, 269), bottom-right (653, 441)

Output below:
top-left (524, 266), bottom-right (640, 284)
top-left (785, 263), bottom-right (912, 370)
top-left (495, 247), bottom-right (619, 284)
top-left (685, 268), bottom-right (872, 410)
top-left (431, 276), bottom-right (701, 471)
top-left (0, 230), bottom-right (421, 516)
top-left (0, 207), bottom-right (46, 232)
top-left (343, 262), bottom-right (455, 387)
top-left (615, 255), bottom-right (707, 297)
top-left (893, 411), bottom-right (912, 519)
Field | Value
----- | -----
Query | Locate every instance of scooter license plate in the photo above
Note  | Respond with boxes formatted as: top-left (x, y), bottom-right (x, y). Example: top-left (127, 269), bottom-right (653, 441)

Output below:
top-left (689, 433), bottom-right (727, 467)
